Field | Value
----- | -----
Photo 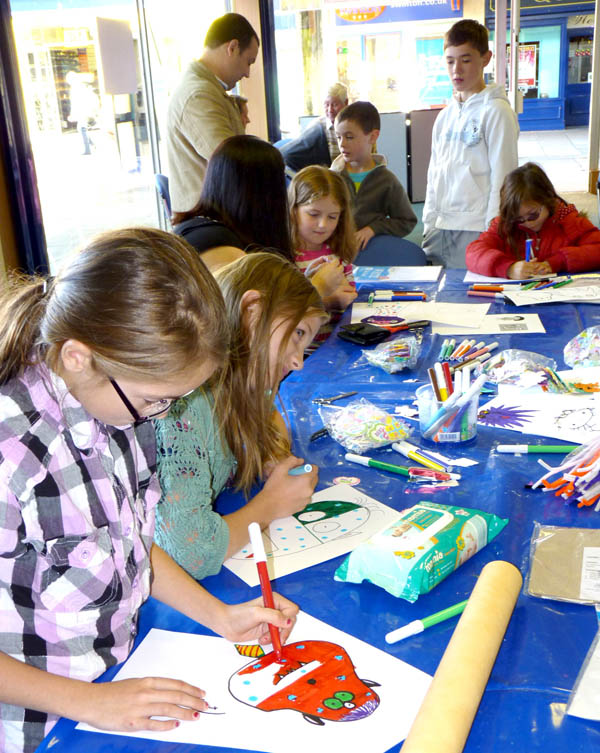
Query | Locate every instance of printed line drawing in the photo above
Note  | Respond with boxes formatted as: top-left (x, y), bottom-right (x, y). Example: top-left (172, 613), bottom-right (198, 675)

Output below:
top-left (230, 641), bottom-right (380, 726)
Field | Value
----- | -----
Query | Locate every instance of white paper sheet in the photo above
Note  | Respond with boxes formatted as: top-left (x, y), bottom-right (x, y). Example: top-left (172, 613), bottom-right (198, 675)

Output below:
top-left (77, 612), bottom-right (432, 753)
top-left (431, 313), bottom-right (545, 336)
top-left (477, 392), bottom-right (600, 444)
top-left (567, 630), bottom-right (600, 721)
top-left (353, 265), bottom-right (442, 282)
top-left (463, 271), bottom-right (557, 284)
top-left (503, 284), bottom-right (600, 307)
top-left (224, 485), bottom-right (401, 587)
top-left (351, 300), bottom-right (489, 327)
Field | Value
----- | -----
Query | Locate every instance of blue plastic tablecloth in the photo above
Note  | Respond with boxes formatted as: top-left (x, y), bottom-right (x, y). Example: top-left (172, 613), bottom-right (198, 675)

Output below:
top-left (36, 269), bottom-right (600, 753)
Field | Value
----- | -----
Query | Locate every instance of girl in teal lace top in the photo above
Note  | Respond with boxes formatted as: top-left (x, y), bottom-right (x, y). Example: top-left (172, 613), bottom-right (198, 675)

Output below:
top-left (154, 252), bottom-right (328, 579)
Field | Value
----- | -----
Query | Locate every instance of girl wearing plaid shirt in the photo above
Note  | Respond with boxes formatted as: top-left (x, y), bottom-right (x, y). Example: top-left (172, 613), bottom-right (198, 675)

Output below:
top-left (0, 229), bottom-right (298, 753)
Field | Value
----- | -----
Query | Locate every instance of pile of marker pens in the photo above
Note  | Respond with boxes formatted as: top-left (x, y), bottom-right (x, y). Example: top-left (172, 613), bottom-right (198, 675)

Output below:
top-left (531, 438), bottom-right (600, 509)
top-left (466, 277), bottom-right (573, 300)
top-left (367, 288), bottom-right (427, 304)
top-left (424, 361), bottom-right (487, 441)
top-left (436, 338), bottom-right (498, 373)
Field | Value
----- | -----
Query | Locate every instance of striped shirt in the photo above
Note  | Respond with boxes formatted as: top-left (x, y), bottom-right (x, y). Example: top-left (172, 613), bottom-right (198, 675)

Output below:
top-left (0, 363), bottom-right (160, 753)
top-left (295, 244), bottom-right (355, 353)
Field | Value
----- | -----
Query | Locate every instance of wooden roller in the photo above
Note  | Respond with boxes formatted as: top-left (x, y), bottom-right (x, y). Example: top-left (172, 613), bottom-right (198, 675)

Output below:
top-left (401, 560), bottom-right (523, 753)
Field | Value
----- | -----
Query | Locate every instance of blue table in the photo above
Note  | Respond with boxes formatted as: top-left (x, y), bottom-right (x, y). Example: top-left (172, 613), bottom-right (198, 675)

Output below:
top-left (37, 270), bottom-right (600, 752)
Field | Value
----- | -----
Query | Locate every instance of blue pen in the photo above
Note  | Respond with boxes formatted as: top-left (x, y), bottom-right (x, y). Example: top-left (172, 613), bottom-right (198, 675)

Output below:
top-left (534, 280), bottom-right (556, 290)
top-left (525, 239), bottom-right (532, 262)
top-left (288, 464), bottom-right (313, 476)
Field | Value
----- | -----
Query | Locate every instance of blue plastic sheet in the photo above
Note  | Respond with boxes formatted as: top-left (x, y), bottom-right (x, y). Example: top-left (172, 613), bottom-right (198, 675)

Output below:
top-left (37, 270), bottom-right (600, 753)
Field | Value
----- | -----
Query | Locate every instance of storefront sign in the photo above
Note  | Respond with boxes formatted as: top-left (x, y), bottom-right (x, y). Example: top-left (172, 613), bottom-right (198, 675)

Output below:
top-left (334, 1), bottom-right (461, 25)
top-left (567, 14), bottom-right (595, 26)
top-left (488, 0), bottom-right (595, 14)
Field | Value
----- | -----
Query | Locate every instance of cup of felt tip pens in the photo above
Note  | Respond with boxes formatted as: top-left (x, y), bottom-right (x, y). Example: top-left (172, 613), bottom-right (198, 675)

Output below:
top-left (416, 361), bottom-right (487, 445)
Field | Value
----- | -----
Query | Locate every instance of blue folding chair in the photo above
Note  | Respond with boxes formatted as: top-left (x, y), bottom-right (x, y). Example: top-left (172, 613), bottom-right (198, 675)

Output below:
top-left (356, 235), bottom-right (427, 266)
top-left (155, 173), bottom-right (172, 222)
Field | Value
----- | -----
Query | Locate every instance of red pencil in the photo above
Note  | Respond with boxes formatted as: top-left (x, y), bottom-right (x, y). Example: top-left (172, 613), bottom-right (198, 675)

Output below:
top-left (248, 522), bottom-right (283, 660)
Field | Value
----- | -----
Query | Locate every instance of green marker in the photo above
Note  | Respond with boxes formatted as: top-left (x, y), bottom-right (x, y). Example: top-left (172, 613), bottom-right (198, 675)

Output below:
top-left (497, 444), bottom-right (579, 454)
top-left (553, 277), bottom-right (573, 289)
top-left (344, 452), bottom-right (410, 477)
top-left (385, 599), bottom-right (469, 643)
top-left (521, 280), bottom-right (538, 290)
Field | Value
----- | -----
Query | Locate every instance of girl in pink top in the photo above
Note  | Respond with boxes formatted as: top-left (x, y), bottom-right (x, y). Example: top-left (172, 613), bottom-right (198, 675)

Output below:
top-left (466, 162), bottom-right (600, 279)
top-left (289, 166), bottom-right (358, 350)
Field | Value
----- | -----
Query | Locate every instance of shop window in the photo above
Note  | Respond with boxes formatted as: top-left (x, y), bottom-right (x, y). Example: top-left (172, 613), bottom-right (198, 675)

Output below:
top-left (568, 35), bottom-right (593, 84)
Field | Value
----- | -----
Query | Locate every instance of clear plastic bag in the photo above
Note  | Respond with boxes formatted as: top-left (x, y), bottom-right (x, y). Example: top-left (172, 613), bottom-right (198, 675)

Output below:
top-left (483, 349), bottom-right (557, 388)
top-left (362, 334), bottom-right (421, 374)
top-left (317, 397), bottom-right (411, 454)
top-left (564, 326), bottom-right (600, 368)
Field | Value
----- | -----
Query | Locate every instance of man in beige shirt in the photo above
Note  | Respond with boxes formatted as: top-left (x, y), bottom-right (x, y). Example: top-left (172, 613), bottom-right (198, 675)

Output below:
top-left (167, 13), bottom-right (260, 215)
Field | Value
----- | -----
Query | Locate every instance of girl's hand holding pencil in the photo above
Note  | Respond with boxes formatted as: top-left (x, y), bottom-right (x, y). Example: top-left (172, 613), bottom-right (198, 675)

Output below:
top-left (306, 257), bottom-right (346, 297)
top-left (507, 259), bottom-right (553, 280)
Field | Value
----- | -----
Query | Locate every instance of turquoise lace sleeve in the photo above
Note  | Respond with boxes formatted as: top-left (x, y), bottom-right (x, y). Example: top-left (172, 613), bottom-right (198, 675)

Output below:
top-left (154, 389), bottom-right (236, 579)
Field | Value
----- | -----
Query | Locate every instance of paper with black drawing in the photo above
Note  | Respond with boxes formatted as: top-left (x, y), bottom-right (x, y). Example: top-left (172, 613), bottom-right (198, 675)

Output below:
top-left (76, 611), bottom-right (432, 753)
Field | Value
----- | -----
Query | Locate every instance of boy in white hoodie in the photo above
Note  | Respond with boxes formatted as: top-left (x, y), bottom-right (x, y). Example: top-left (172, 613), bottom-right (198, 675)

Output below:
top-left (422, 19), bottom-right (519, 268)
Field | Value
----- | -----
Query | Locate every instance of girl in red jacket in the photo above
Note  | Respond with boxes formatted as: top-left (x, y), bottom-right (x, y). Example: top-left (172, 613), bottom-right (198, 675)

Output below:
top-left (466, 162), bottom-right (600, 279)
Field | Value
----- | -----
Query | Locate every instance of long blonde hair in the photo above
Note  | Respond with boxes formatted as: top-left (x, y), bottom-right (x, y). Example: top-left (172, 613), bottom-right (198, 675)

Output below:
top-left (0, 228), bottom-right (228, 385)
top-left (288, 165), bottom-right (358, 264)
top-left (214, 252), bottom-right (327, 493)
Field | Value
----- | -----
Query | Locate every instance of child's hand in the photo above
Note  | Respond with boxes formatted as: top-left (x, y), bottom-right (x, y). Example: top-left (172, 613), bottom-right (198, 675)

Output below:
top-left (261, 455), bottom-right (318, 518)
top-left (83, 676), bottom-right (208, 732)
top-left (507, 259), bottom-right (553, 279)
top-left (310, 259), bottom-right (346, 298)
top-left (323, 282), bottom-right (357, 311)
top-left (356, 226), bottom-right (375, 251)
top-left (219, 593), bottom-right (299, 646)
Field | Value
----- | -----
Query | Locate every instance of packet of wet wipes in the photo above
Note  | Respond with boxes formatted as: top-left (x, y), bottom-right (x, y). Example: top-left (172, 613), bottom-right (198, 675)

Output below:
top-left (334, 501), bottom-right (508, 602)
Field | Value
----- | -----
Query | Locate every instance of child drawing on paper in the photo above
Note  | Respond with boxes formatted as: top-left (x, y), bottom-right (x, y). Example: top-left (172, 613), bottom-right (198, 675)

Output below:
top-left (230, 641), bottom-right (380, 725)
top-left (155, 253), bottom-right (328, 580)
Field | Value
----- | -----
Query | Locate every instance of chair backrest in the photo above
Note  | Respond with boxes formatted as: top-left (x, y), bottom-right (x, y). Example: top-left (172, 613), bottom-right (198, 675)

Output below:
top-left (154, 173), bottom-right (172, 219)
top-left (356, 235), bottom-right (427, 266)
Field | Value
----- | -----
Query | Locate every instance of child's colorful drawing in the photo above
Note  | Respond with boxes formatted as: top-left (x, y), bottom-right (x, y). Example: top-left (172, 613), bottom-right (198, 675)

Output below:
top-left (477, 403), bottom-right (537, 429)
top-left (230, 641), bottom-right (380, 725)
top-left (76, 612), bottom-right (432, 753)
top-left (477, 393), bottom-right (600, 444)
top-left (225, 485), bottom-right (401, 586)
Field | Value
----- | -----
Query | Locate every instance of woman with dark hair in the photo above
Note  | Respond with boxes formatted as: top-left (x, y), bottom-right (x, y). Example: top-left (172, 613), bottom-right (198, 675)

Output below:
top-left (172, 134), bottom-right (294, 271)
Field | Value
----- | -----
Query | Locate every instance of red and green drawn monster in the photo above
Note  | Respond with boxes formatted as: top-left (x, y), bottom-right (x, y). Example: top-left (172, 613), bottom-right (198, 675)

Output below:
top-left (229, 640), bottom-right (380, 725)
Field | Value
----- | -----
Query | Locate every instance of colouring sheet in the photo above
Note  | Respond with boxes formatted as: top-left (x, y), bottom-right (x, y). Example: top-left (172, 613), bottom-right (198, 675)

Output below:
top-left (477, 392), bottom-right (600, 444)
top-left (503, 284), bottom-right (600, 307)
top-left (352, 265), bottom-right (442, 283)
top-left (225, 484), bottom-right (400, 587)
top-left (352, 300), bottom-right (489, 328)
top-left (432, 313), bottom-right (545, 336)
top-left (77, 612), bottom-right (432, 753)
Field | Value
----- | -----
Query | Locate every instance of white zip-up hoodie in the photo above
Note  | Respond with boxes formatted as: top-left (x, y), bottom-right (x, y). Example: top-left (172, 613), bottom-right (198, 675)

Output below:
top-left (422, 84), bottom-right (519, 234)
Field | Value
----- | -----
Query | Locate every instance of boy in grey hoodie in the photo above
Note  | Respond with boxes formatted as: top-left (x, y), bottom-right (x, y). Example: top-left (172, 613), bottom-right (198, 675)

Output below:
top-left (422, 19), bottom-right (519, 268)
top-left (331, 101), bottom-right (417, 252)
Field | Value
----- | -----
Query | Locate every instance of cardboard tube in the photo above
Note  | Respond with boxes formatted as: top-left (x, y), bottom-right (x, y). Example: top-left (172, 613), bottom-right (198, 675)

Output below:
top-left (401, 560), bottom-right (522, 753)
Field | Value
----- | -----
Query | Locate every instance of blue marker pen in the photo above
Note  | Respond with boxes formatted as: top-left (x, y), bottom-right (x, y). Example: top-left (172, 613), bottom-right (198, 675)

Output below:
top-left (288, 464), bottom-right (313, 476)
top-left (525, 238), bottom-right (533, 262)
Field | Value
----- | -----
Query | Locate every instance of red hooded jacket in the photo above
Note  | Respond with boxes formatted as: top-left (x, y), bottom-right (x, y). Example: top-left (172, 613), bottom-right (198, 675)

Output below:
top-left (466, 201), bottom-right (600, 278)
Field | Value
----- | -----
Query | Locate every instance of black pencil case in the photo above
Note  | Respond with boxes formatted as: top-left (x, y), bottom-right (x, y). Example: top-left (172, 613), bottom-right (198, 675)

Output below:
top-left (337, 322), bottom-right (390, 345)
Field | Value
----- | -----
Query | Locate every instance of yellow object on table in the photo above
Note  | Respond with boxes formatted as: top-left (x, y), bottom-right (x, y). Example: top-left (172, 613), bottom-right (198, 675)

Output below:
top-left (401, 560), bottom-right (523, 753)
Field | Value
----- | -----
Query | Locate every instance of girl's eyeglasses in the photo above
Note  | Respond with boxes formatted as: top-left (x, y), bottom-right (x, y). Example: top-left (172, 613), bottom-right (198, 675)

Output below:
top-left (516, 206), bottom-right (543, 224)
top-left (109, 378), bottom-right (172, 424)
